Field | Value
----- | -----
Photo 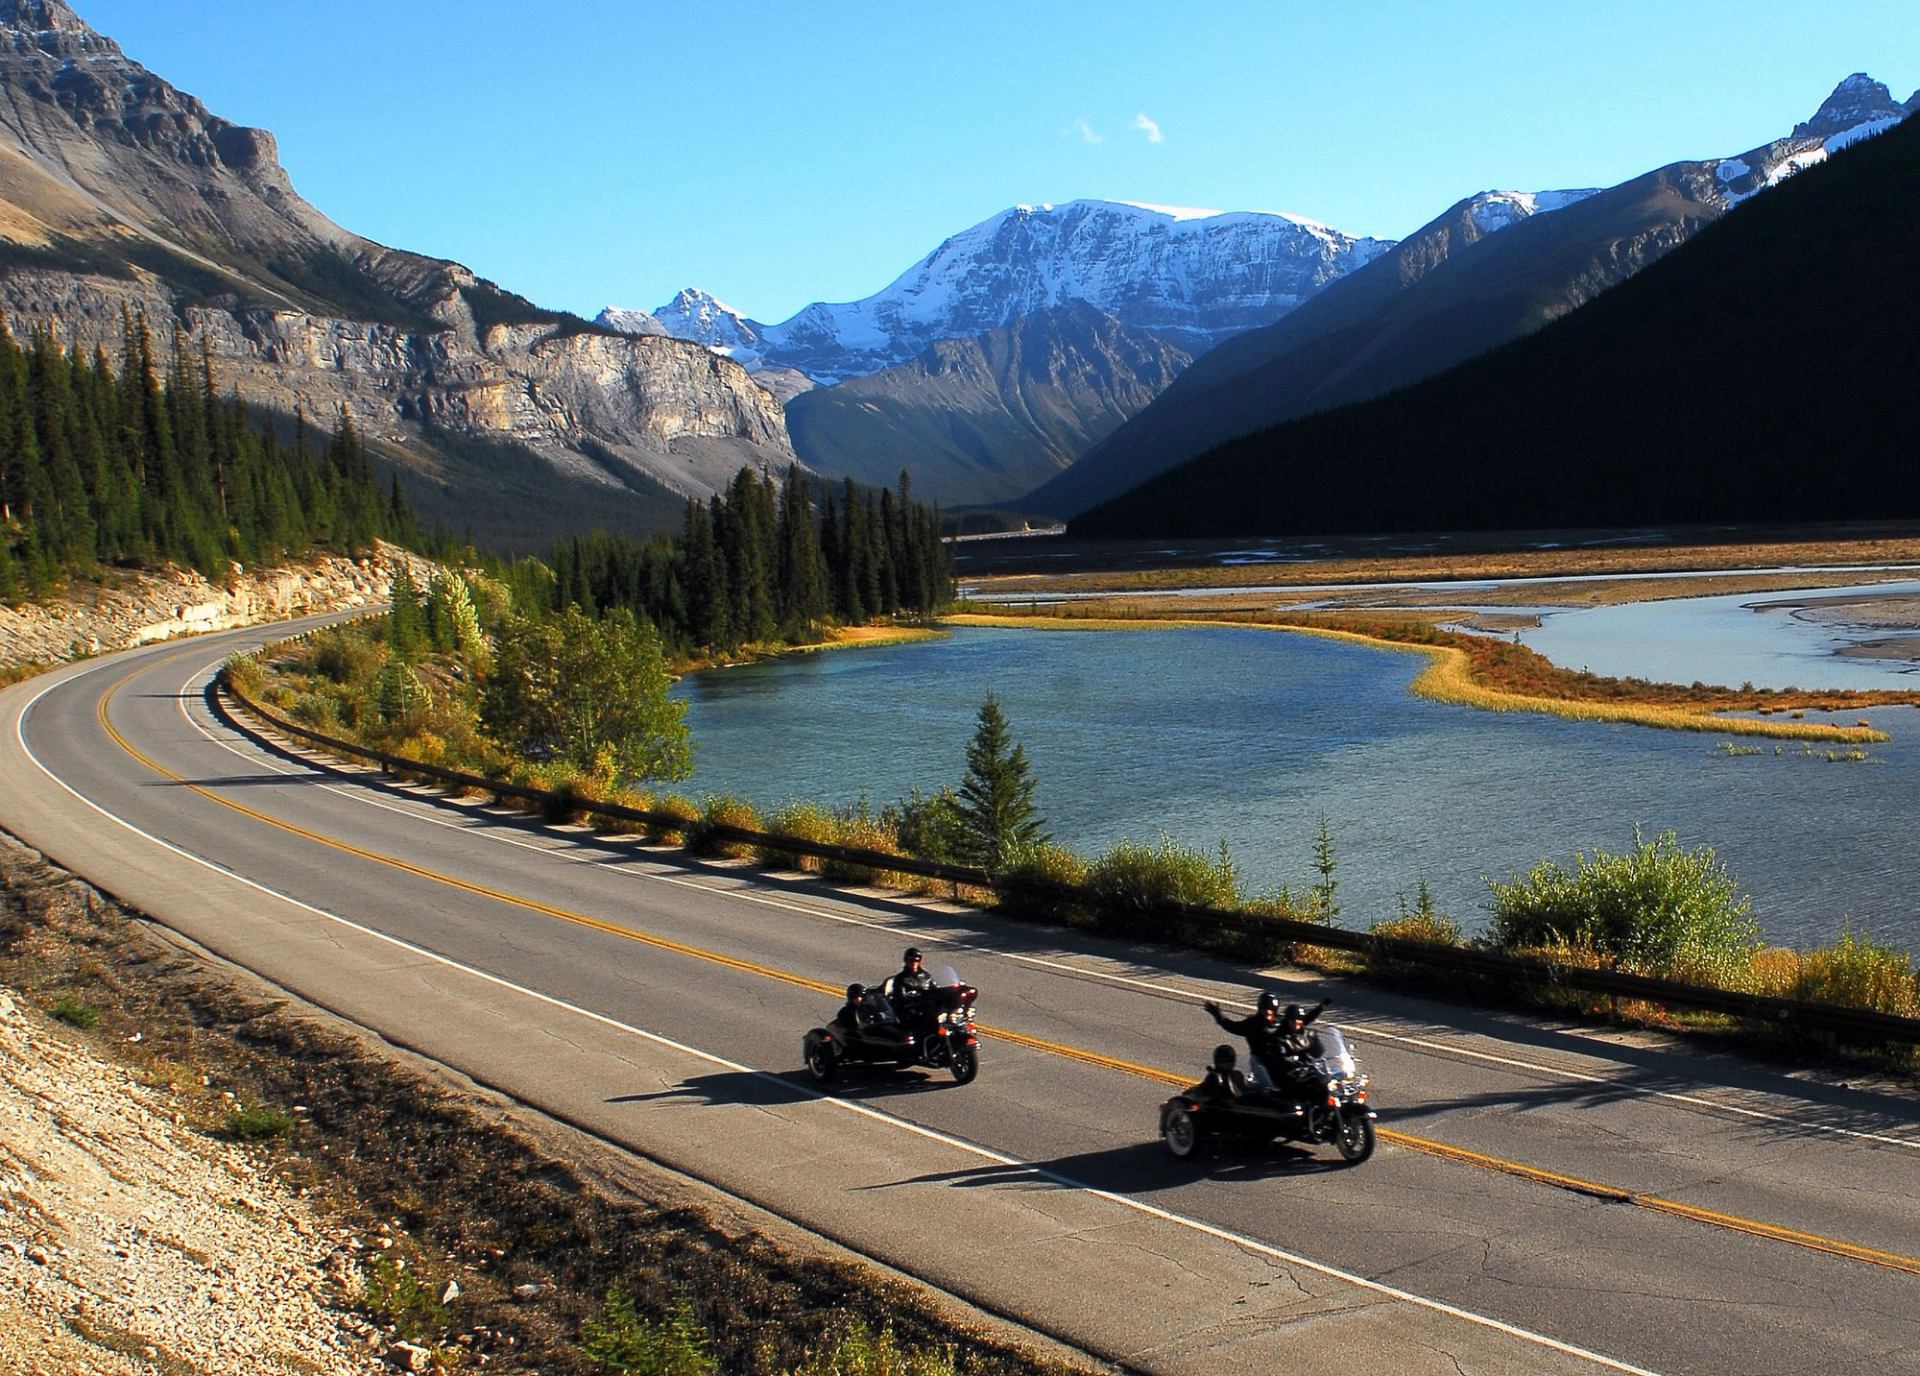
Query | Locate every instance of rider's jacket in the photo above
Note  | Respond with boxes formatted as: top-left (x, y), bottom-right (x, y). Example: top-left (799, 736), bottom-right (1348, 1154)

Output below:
top-left (1208, 1000), bottom-right (1326, 1080)
top-left (888, 967), bottom-right (935, 1004)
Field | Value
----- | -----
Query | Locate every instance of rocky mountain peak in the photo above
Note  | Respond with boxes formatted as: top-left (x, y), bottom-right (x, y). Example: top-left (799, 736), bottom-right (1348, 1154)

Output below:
top-left (0, 0), bottom-right (116, 56)
top-left (1793, 72), bottom-right (1906, 139)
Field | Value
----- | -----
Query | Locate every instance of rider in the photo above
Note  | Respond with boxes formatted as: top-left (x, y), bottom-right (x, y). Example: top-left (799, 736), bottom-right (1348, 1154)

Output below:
top-left (1200, 1043), bottom-right (1250, 1100)
top-left (1204, 992), bottom-right (1329, 1089)
top-left (887, 946), bottom-right (936, 1008)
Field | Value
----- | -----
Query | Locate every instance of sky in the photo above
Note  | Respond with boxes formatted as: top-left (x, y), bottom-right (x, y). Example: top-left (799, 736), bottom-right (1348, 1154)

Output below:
top-left (78, 1), bottom-right (1920, 326)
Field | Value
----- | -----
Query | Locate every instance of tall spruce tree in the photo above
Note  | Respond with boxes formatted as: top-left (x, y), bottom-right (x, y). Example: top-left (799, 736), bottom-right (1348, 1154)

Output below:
top-left (954, 691), bottom-right (1048, 870)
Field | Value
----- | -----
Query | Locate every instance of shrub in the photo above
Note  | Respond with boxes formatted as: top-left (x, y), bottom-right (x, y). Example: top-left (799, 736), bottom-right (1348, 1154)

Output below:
top-left (690, 796), bottom-right (763, 858)
top-left (288, 691), bottom-right (343, 733)
top-left (889, 788), bottom-right (969, 866)
top-left (50, 994), bottom-right (100, 1029)
top-left (362, 1256), bottom-right (449, 1345)
top-left (996, 841), bottom-right (1090, 924)
top-left (1789, 930), bottom-right (1920, 1019)
top-left (1373, 878), bottom-right (1462, 946)
top-left (647, 795), bottom-right (701, 846)
top-left (767, 802), bottom-right (838, 873)
top-left (580, 1291), bottom-right (714, 1376)
top-left (1083, 837), bottom-right (1240, 939)
top-left (1483, 826), bottom-right (1759, 984)
top-left (311, 627), bottom-right (383, 685)
top-left (788, 1319), bottom-right (957, 1376)
top-left (226, 1103), bottom-right (296, 1141)
top-left (222, 651), bottom-right (266, 698)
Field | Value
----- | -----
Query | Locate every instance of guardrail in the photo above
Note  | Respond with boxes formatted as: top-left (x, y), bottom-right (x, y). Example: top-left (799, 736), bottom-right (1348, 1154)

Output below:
top-left (217, 672), bottom-right (1920, 1049)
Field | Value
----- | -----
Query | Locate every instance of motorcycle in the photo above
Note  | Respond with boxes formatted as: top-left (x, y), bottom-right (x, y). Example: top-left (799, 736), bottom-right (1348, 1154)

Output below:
top-left (1158, 1026), bottom-right (1376, 1164)
top-left (803, 964), bottom-right (980, 1086)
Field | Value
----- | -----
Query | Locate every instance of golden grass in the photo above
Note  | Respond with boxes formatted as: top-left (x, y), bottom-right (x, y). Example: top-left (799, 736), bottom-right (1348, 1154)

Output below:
top-left (969, 534), bottom-right (1920, 596)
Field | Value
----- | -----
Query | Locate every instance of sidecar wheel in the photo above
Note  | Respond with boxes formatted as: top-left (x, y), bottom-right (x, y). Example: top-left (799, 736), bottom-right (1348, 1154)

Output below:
top-left (1336, 1111), bottom-right (1375, 1164)
top-left (1163, 1105), bottom-right (1202, 1159)
top-left (948, 1044), bottom-right (979, 1084)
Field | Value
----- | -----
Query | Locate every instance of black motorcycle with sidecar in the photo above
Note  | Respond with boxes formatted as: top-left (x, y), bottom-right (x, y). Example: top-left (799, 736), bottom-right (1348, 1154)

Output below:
top-left (803, 964), bottom-right (980, 1086)
top-left (1159, 1026), bottom-right (1376, 1163)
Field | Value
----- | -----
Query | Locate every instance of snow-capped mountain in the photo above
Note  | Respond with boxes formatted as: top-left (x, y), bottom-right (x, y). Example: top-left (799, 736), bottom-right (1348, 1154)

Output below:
top-left (1465, 188), bottom-right (1602, 235)
top-left (1792, 72), bottom-right (1910, 139)
top-left (1034, 73), bottom-right (1918, 519)
top-left (1719, 73), bottom-right (1914, 207)
top-left (609, 200), bottom-right (1392, 384)
top-left (641, 289), bottom-right (763, 357)
top-left (593, 306), bottom-right (666, 337)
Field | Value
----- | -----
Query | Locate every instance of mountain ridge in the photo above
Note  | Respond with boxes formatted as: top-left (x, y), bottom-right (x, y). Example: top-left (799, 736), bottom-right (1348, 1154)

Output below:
top-left (1031, 74), bottom-right (1915, 519)
top-left (1071, 112), bottom-right (1920, 540)
top-left (0, 0), bottom-right (795, 546)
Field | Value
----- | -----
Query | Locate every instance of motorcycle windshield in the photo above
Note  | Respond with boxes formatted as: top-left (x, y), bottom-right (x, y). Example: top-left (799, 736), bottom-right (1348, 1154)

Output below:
top-left (1316, 1027), bottom-right (1358, 1079)
top-left (931, 964), bottom-right (962, 988)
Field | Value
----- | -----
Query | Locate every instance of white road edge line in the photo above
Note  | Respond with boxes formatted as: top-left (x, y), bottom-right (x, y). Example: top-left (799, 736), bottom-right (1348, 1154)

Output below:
top-left (16, 658), bottom-right (1673, 1375)
top-left (171, 654), bottom-right (1920, 1156)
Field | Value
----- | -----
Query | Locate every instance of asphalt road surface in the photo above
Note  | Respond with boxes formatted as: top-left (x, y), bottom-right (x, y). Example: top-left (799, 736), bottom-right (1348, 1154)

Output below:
top-left (4, 620), bottom-right (1918, 1376)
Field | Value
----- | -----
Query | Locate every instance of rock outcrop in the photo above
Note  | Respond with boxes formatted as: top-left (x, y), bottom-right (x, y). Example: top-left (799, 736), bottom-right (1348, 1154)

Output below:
top-left (0, 543), bottom-right (435, 668)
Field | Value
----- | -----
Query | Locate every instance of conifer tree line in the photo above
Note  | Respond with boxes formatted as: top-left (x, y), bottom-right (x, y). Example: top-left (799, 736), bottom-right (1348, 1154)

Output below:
top-left (539, 465), bottom-right (953, 655)
top-left (0, 312), bottom-right (415, 600)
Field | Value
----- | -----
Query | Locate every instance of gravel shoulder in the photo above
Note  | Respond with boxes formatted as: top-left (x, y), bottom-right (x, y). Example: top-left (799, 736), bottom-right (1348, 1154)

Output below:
top-left (0, 832), bottom-right (1093, 1376)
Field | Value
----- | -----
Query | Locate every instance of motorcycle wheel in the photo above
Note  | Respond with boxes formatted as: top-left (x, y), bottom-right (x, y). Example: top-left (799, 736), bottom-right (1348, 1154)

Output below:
top-left (804, 1037), bottom-right (838, 1085)
top-left (1163, 1105), bottom-right (1201, 1159)
top-left (948, 1044), bottom-right (979, 1084)
top-left (1336, 1110), bottom-right (1376, 1164)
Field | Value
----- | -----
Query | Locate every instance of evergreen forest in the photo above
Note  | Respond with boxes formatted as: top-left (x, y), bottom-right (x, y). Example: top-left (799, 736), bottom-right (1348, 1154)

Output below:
top-left (0, 313), bottom-right (413, 599)
top-left (525, 467), bottom-right (953, 657)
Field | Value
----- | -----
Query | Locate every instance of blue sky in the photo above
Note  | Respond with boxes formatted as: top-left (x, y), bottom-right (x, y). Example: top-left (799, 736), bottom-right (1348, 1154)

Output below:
top-left (80, 2), bottom-right (1918, 324)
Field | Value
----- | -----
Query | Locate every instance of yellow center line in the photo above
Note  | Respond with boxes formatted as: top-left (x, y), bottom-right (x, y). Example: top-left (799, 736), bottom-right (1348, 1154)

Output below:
top-left (94, 668), bottom-right (1920, 1280)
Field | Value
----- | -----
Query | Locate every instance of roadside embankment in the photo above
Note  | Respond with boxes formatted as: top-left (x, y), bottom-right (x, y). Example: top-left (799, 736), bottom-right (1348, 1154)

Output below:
top-left (0, 544), bottom-right (436, 675)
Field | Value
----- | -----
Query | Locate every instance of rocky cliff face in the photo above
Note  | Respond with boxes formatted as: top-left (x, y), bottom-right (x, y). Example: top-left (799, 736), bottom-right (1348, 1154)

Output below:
top-left (0, 0), bottom-right (794, 520)
top-left (0, 541), bottom-right (437, 667)
top-left (783, 301), bottom-right (1192, 505)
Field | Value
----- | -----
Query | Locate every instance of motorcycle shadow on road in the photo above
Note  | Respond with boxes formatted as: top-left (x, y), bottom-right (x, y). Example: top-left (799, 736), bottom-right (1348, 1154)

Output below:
top-left (606, 1067), bottom-right (965, 1112)
top-left (880, 1137), bottom-right (1345, 1198)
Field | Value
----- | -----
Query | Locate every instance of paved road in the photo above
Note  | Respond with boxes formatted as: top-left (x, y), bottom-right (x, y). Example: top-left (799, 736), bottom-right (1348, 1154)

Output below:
top-left (5, 622), bottom-right (1919, 1376)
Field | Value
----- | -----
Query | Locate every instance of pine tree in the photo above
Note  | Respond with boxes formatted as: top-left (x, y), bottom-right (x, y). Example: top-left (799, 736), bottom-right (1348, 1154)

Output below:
top-left (954, 691), bottom-right (1048, 870)
top-left (388, 562), bottom-right (425, 661)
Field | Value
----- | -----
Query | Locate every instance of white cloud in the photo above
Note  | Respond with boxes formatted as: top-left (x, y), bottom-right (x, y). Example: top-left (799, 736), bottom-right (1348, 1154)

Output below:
top-left (1132, 112), bottom-right (1164, 144)
top-left (1071, 118), bottom-right (1105, 144)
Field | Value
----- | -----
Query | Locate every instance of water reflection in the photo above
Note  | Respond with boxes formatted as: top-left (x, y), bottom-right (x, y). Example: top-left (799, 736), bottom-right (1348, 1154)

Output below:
top-left (676, 626), bottom-right (1918, 951)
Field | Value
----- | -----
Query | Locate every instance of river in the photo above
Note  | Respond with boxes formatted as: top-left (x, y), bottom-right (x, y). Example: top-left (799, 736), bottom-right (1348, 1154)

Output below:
top-left (672, 616), bottom-right (1919, 953)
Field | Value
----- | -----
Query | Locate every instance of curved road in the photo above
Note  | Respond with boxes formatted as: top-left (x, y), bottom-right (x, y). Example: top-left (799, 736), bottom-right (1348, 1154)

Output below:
top-left (4, 621), bottom-right (1919, 1376)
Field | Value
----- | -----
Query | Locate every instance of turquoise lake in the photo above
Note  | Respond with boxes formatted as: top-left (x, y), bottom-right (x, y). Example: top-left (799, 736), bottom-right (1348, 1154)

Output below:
top-left (672, 623), bottom-right (1918, 951)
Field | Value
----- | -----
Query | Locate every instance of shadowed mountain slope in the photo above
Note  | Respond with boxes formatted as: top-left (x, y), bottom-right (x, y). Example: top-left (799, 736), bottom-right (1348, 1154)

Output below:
top-left (1036, 75), bottom-right (1912, 520)
top-left (783, 302), bottom-right (1192, 505)
top-left (1073, 115), bottom-right (1920, 539)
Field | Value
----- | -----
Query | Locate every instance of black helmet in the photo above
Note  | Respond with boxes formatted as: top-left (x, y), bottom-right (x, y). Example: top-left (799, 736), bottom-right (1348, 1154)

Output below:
top-left (1212, 1044), bottom-right (1237, 1070)
top-left (903, 947), bottom-right (924, 963)
top-left (1282, 1003), bottom-right (1306, 1024)
top-left (846, 983), bottom-right (864, 1002)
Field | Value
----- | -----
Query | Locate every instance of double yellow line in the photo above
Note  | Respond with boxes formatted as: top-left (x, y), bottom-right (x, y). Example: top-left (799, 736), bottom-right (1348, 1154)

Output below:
top-left (95, 666), bottom-right (1920, 1280)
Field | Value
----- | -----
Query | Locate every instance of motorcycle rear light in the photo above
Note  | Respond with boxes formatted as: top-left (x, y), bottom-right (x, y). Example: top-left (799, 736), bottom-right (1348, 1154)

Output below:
top-left (1326, 1095), bottom-right (1339, 1107)
top-left (1355, 1090), bottom-right (1367, 1103)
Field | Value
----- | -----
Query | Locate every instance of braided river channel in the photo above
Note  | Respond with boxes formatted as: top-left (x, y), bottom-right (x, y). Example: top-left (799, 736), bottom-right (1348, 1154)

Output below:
top-left (674, 580), bottom-right (1920, 951)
